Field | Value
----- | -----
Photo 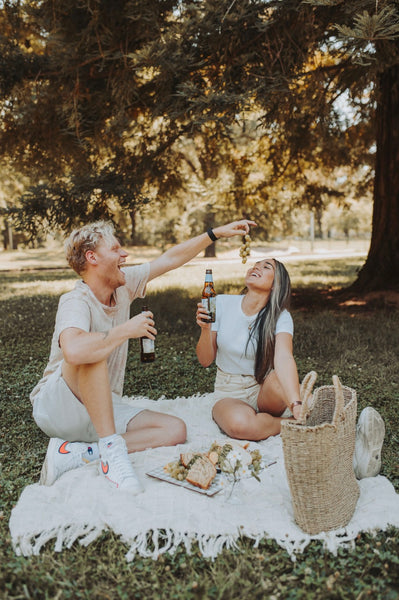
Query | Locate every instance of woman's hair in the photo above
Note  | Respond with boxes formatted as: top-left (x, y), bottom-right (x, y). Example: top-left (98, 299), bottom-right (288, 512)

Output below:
top-left (246, 259), bottom-right (292, 383)
top-left (64, 221), bottom-right (116, 275)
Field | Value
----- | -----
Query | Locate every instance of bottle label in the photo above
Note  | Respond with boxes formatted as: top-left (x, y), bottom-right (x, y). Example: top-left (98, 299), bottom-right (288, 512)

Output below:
top-left (142, 338), bottom-right (155, 353)
top-left (202, 297), bottom-right (216, 321)
top-left (209, 296), bottom-right (216, 319)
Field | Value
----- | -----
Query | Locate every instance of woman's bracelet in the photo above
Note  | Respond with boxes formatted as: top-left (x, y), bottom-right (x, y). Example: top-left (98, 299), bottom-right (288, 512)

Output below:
top-left (207, 228), bottom-right (218, 242)
top-left (290, 400), bottom-right (302, 412)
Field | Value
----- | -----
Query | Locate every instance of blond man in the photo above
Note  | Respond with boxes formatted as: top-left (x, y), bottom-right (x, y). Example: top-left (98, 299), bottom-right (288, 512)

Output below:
top-left (31, 219), bottom-right (256, 493)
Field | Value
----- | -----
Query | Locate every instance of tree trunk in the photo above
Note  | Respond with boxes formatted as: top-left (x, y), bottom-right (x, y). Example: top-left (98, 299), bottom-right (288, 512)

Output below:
top-left (204, 242), bottom-right (216, 258)
top-left (316, 208), bottom-right (324, 239)
top-left (129, 209), bottom-right (137, 245)
top-left (353, 62), bottom-right (399, 292)
top-left (8, 222), bottom-right (14, 250)
top-left (203, 204), bottom-right (216, 258)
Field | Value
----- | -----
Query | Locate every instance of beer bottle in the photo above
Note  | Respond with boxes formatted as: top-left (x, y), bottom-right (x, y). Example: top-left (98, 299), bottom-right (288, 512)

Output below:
top-left (140, 306), bottom-right (155, 363)
top-left (201, 269), bottom-right (216, 323)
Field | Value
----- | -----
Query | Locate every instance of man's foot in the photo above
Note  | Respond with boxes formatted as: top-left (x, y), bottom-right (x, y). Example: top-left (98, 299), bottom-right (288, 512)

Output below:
top-left (99, 435), bottom-right (143, 494)
top-left (353, 407), bottom-right (385, 479)
top-left (40, 438), bottom-right (91, 486)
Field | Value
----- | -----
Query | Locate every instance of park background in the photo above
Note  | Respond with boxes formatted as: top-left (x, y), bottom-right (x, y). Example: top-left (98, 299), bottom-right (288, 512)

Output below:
top-left (1, 1), bottom-right (399, 599)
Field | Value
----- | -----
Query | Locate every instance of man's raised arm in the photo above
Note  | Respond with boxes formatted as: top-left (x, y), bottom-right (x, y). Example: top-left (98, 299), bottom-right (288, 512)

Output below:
top-left (148, 219), bottom-right (256, 282)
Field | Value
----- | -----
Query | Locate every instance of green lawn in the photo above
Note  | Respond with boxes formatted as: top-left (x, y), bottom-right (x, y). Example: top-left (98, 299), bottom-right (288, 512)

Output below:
top-left (1, 257), bottom-right (398, 599)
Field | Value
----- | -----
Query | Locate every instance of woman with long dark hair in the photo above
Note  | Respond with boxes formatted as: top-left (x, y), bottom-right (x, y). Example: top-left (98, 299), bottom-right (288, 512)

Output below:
top-left (196, 258), bottom-right (302, 441)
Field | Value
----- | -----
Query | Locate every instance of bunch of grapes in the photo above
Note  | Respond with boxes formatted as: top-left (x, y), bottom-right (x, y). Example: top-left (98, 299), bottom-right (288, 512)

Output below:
top-left (239, 234), bottom-right (251, 264)
top-left (165, 460), bottom-right (188, 481)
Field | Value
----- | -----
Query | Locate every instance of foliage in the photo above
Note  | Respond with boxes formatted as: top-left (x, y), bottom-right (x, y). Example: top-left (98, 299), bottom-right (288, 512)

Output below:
top-left (1, 1), bottom-right (399, 288)
top-left (1, 258), bottom-right (399, 598)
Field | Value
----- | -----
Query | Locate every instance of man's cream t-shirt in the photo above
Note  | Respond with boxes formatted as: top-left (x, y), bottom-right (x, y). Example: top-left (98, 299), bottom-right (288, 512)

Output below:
top-left (30, 264), bottom-right (150, 405)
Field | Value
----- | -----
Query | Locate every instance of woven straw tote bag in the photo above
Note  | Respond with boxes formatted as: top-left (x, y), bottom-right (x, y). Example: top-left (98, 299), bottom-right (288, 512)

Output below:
top-left (281, 372), bottom-right (360, 534)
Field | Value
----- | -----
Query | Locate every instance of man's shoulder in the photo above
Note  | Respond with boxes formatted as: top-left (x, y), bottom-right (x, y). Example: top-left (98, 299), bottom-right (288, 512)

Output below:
top-left (58, 281), bottom-right (90, 305)
top-left (120, 263), bottom-right (150, 298)
top-left (122, 263), bottom-right (150, 279)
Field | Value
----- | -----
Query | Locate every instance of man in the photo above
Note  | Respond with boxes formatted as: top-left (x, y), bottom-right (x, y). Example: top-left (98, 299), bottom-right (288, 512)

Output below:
top-left (31, 218), bottom-right (256, 493)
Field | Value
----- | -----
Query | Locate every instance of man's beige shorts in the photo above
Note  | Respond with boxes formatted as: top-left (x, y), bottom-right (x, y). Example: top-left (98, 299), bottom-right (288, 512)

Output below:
top-left (32, 365), bottom-right (144, 442)
top-left (213, 368), bottom-right (260, 412)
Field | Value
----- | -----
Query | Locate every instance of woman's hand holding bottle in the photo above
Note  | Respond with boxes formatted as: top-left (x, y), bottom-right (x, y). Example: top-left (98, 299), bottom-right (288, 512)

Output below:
top-left (196, 302), bottom-right (212, 329)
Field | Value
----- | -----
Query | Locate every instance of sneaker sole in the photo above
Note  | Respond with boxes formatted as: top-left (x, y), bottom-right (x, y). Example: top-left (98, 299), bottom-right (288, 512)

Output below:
top-left (39, 437), bottom-right (60, 486)
top-left (354, 407), bottom-right (385, 479)
top-left (99, 464), bottom-right (144, 495)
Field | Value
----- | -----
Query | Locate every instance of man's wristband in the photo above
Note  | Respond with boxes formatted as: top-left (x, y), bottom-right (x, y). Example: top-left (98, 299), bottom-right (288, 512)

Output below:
top-left (207, 228), bottom-right (218, 242)
top-left (290, 400), bottom-right (302, 412)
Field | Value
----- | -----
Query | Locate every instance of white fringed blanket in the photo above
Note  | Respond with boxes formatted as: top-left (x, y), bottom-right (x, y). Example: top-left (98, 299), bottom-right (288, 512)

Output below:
top-left (10, 394), bottom-right (399, 561)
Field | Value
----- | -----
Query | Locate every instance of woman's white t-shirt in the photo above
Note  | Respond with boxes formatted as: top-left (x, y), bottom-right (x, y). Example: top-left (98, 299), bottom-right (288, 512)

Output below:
top-left (211, 294), bottom-right (293, 376)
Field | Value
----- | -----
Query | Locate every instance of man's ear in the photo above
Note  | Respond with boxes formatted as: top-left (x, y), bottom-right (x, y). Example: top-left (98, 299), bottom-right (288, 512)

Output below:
top-left (85, 250), bottom-right (97, 265)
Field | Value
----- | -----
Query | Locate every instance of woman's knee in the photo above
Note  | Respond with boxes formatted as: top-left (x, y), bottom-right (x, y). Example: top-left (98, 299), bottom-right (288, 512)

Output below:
top-left (214, 410), bottom-right (252, 439)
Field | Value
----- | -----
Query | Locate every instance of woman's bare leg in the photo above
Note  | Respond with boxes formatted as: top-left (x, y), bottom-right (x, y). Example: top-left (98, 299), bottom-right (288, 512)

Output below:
top-left (212, 398), bottom-right (283, 441)
top-left (257, 370), bottom-right (289, 416)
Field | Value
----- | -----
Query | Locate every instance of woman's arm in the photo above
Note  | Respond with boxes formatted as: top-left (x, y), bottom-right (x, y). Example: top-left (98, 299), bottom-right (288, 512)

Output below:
top-left (273, 332), bottom-right (302, 419)
top-left (195, 302), bottom-right (218, 367)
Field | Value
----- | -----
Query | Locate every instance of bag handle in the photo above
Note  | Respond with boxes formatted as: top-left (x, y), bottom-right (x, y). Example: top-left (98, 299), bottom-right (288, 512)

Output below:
top-left (332, 375), bottom-right (345, 426)
top-left (300, 371), bottom-right (317, 418)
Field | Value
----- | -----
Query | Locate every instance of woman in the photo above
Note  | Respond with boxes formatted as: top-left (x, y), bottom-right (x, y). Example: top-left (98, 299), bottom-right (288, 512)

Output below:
top-left (196, 258), bottom-right (303, 441)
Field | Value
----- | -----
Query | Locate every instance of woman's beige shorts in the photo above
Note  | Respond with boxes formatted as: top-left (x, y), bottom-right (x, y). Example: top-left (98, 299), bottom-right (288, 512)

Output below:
top-left (32, 365), bottom-right (144, 442)
top-left (213, 368), bottom-right (260, 412)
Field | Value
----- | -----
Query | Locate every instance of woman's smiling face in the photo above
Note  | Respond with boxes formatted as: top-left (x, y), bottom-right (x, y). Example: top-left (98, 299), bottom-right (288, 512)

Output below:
top-left (245, 258), bottom-right (276, 292)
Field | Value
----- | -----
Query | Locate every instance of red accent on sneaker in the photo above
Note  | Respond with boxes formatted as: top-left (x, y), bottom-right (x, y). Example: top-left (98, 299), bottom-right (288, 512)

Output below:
top-left (101, 461), bottom-right (109, 475)
top-left (58, 441), bottom-right (71, 455)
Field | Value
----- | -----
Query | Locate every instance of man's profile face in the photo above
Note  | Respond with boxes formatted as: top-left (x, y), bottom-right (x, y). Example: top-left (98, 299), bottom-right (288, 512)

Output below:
top-left (89, 236), bottom-right (129, 289)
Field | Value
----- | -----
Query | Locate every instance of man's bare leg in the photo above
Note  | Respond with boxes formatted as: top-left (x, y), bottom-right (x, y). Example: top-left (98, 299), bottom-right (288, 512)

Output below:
top-left (62, 360), bottom-right (187, 450)
top-left (123, 411), bottom-right (187, 452)
top-left (62, 359), bottom-right (116, 437)
top-left (60, 359), bottom-right (143, 492)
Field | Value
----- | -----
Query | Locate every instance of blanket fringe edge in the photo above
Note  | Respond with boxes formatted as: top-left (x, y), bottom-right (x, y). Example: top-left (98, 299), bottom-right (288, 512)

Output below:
top-left (13, 523), bottom-right (357, 563)
top-left (13, 523), bottom-right (390, 563)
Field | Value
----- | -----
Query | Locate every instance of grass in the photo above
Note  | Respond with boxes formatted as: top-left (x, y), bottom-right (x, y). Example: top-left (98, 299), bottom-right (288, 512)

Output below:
top-left (1, 256), bottom-right (399, 599)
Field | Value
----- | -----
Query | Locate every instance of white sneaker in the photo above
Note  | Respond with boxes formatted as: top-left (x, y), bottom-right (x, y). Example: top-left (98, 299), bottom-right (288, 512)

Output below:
top-left (99, 435), bottom-right (143, 494)
top-left (353, 407), bottom-right (385, 479)
top-left (40, 438), bottom-right (90, 486)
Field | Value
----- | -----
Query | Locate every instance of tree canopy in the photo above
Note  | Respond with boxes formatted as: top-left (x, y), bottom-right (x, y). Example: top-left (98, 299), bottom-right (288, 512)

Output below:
top-left (1, 0), bottom-right (399, 290)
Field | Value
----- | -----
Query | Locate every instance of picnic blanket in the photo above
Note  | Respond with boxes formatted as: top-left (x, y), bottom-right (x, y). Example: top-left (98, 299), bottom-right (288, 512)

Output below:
top-left (9, 394), bottom-right (399, 561)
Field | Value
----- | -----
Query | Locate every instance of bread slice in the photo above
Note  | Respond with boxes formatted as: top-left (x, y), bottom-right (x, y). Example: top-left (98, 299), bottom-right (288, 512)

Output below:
top-left (180, 451), bottom-right (198, 468)
top-left (207, 450), bottom-right (219, 465)
top-left (186, 456), bottom-right (217, 490)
